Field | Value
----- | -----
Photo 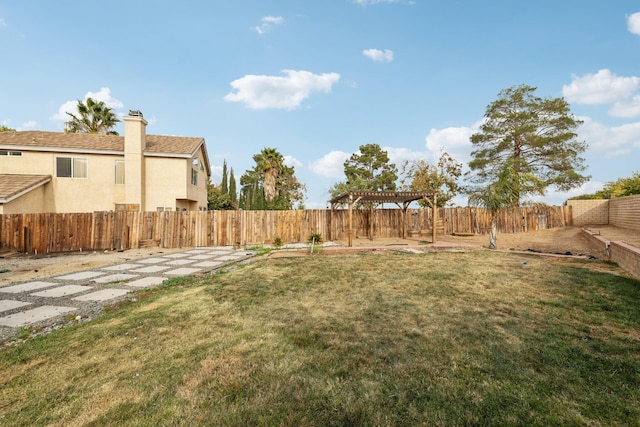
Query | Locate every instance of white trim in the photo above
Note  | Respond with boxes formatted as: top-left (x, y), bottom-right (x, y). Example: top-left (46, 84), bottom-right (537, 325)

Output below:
top-left (0, 145), bottom-right (122, 156)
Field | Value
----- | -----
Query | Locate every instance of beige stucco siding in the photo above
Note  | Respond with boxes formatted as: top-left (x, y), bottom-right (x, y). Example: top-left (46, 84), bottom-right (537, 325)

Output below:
top-left (144, 157), bottom-right (189, 210)
top-left (1, 151), bottom-right (126, 213)
top-left (0, 183), bottom-right (50, 214)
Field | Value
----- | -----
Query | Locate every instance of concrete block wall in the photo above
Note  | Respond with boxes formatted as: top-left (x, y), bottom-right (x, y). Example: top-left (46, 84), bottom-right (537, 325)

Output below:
top-left (581, 228), bottom-right (640, 280)
top-left (609, 195), bottom-right (640, 231)
top-left (567, 200), bottom-right (609, 226)
top-left (609, 241), bottom-right (640, 280)
top-left (581, 228), bottom-right (610, 258)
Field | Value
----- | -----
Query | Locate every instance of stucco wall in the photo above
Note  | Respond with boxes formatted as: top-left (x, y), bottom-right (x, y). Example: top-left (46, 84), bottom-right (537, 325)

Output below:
top-left (0, 183), bottom-right (51, 214)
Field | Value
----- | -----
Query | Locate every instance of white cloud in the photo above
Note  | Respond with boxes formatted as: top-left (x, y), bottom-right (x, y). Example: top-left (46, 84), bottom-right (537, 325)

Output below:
top-left (210, 165), bottom-right (224, 184)
top-left (382, 147), bottom-right (428, 166)
top-left (530, 181), bottom-right (605, 206)
top-left (255, 16), bottom-right (284, 35)
top-left (52, 87), bottom-right (123, 122)
top-left (425, 124), bottom-right (477, 163)
top-left (224, 70), bottom-right (340, 110)
top-left (283, 155), bottom-right (302, 169)
top-left (628, 12), bottom-right (640, 36)
top-left (363, 48), bottom-right (394, 63)
top-left (19, 120), bottom-right (38, 130)
top-left (0, 18), bottom-right (6, 27)
top-left (309, 151), bottom-right (350, 178)
top-left (609, 94), bottom-right (640, 118)
top-left (578, 116), bottom-right (640, 157)
top-left (562, 69), bottom-right (640, 105)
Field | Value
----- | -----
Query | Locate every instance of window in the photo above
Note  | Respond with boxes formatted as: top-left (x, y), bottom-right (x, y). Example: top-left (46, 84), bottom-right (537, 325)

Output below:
top-left (0, 150), bottom-right (22, 156)
top-left (191, 168), bottom-right (198, 186)
top-left (115, 160), bottom-right (125, 184)
top-left (56, 157), bottom-right (87, 178)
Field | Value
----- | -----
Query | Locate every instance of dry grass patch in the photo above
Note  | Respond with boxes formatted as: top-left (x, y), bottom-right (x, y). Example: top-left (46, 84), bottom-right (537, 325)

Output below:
top-left (1, 251), bottom-right (639, 425)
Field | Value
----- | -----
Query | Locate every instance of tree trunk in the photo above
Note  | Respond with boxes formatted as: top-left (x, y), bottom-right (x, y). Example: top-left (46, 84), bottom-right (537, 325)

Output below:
top-left (264, 169), bottom-right (277, 202)
top-left (488, 218), bottom-right (497, 249)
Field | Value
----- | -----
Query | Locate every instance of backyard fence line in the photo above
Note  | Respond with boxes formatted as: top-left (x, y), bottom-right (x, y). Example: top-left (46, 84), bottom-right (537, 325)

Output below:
top-left (0, 206), bottom-right (571, 254)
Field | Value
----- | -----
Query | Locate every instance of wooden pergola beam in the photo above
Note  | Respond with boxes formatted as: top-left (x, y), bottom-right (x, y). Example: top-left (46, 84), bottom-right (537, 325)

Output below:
top-left (328, 191), bottom-right (437, 247)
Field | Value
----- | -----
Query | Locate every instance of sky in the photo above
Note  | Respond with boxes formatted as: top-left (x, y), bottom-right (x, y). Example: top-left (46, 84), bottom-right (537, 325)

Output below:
top-left (1, 0), bottom-right (639, 208)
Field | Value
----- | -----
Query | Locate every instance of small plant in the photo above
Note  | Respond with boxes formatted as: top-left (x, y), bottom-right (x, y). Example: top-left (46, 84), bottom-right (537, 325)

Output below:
top-left (273, 237), bottom-right (283, 247)
top-left (307, 233), bottom-right (323, 244)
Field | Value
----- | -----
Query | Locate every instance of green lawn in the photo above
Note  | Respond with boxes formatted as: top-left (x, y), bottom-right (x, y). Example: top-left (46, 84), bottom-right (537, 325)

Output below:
top-left (1, 251), bottom-right (639, 426)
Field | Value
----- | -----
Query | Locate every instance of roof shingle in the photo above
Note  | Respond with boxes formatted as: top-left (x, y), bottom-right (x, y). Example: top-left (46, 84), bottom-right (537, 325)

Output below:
top-left (0, 131), bottom-right (204, 156)
top-left (0, 174), bottom-right (51, 202)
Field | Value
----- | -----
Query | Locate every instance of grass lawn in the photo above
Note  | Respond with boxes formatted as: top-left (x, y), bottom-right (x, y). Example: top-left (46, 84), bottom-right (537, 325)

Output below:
top-left (1, 250), bottom-right (639, 426)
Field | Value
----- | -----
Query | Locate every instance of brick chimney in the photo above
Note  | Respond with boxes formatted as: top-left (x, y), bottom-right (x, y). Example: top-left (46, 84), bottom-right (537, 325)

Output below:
top-left (123, 111), bottom-right (148, 211)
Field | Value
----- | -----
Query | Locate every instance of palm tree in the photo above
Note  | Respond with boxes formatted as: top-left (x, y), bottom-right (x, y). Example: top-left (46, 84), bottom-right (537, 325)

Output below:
top-left (467, 161), bottom-right (524, 249)
top-left (254, 147), bottom-right (284, 203)
top-left (65, 98), bottom-right (120, 135)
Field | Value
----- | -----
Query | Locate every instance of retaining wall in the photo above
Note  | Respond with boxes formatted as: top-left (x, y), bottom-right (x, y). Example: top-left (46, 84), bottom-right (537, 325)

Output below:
top-left (609, 241), bottom-right (640, 280)
top-left (581, 228), bottom-right (640, 280)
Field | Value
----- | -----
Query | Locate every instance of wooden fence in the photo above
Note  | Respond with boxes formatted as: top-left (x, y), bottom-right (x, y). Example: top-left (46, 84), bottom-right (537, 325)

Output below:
top-left (0, 206), bottom-right (571, 254)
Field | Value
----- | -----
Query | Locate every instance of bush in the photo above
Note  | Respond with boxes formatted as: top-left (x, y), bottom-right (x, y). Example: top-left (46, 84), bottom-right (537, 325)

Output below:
top-left (273, 237), bottom-right (283, 247)
top-left (307, 233), bottom-right (323, 244)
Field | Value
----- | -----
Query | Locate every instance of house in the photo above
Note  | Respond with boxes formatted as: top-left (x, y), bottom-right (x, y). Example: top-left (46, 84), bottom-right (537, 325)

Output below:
top-left (0, 112), bottom-right (211, 214)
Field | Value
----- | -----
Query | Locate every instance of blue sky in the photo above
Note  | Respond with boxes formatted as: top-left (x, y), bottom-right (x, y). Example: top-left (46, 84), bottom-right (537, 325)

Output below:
top-left (1, 1), bottom-right (639, 208)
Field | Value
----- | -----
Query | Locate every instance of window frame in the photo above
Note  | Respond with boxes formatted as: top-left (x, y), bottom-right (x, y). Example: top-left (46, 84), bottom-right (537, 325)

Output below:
top-left (56, 156), bottom-right (88, 178)
top-left (115, 160), bottom-right (125, 184)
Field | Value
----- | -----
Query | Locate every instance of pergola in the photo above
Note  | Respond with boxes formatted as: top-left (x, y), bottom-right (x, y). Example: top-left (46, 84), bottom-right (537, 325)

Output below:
top-left (328, 191), bottom-right (437, 247)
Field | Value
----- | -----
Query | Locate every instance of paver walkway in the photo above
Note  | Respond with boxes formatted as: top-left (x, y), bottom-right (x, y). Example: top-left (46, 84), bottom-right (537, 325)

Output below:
top-left (0, 247), bottom-right (255, 340)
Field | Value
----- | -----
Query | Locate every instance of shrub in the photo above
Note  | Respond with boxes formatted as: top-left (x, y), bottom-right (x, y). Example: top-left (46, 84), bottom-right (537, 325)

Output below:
top-left (307, 233), bottom-right (323, 244)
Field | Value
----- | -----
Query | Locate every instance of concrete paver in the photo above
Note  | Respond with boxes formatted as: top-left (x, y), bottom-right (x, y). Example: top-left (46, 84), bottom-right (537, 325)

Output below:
top-left (31, 285), bottom-right (93, 298)
top-left (132, 265), bottom-right (171, 273)
top-left (0, 247), bottom-right (256, 337)
top-left (165, 267), bottom-right (202, 276)
top-left (93, 273), bottom-right (139, 283)
top-left (0, 306), bottom-right (77, 327)
top-left (125, 276), bottom-right (166, 288)
top-left (189, 255), bottom-right (215, 260)
top-left (165, 259), bottom-right (196, 266)
top-left (136, 257), bottom-right (168, 264)
top-left (0, 281), bottom-right (59, 293)
top-left (163, 253), bottom-right (191, 259)
top-left (0, 300), bottom-right (31, 313)
top-left (102, 263), bottom-right (143, 271)
top-left (73, 289), bottom-right (130, 302)
top-left (55, 271), bottom-right (105, 281)
top-left (192, 261), bottom-right (223, 268)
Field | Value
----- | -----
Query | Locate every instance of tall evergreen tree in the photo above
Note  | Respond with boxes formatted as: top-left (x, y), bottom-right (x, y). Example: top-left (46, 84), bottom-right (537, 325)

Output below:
top-left (221, 160), bottom-right (229, 196)
top-left (229, 168), bottom-right (237, 203)
top-left (466, 85), bottom-right (588, 206)
top-left (329, 143), bottom-right (398, 198)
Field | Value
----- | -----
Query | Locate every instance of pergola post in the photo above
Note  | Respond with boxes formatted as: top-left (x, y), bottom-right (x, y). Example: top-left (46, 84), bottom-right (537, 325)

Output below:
top-left (432, 193), bottom-right (437, 244)
top-left (329, 203), bottom-right (334, 241)
top-left (348, 195), bottom-right (353, 247)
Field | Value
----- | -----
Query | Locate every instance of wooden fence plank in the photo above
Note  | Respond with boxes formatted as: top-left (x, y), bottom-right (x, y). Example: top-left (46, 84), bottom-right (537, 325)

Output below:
top-left (0, 206), bottom-right (572, 254)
